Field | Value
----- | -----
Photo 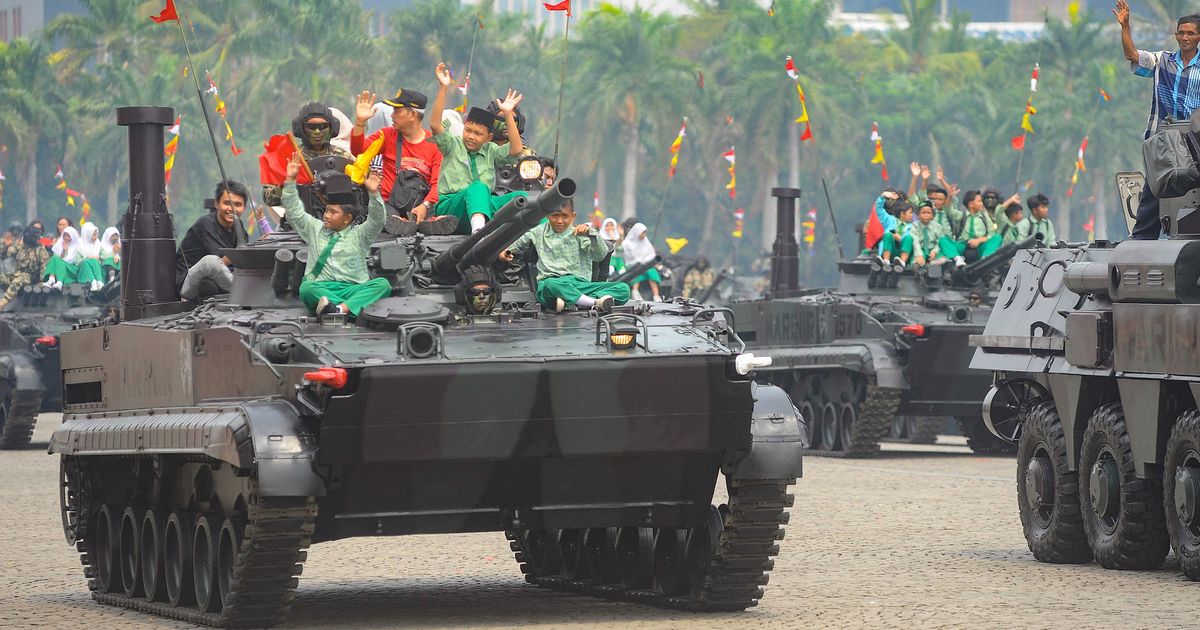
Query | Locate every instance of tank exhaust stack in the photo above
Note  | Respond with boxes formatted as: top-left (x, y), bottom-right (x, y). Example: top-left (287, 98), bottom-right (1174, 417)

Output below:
top-left (769, 187), bottom-right (803, 298)
top-left (116, 106), bottom-right (178, 321)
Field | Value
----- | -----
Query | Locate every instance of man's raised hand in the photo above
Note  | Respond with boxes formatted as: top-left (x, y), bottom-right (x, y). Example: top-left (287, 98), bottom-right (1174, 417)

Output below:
top-left (496, 88), bottom-right (524, 114)
top-left (1113, 0), bottom-right (1131, 27)
top-left (435, 63), bottom-right (453, 88)
top-left (355, 91), bottom-right (376, 125)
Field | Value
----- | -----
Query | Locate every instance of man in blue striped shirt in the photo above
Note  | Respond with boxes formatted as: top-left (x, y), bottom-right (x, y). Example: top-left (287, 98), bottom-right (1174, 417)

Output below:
top-left (1118, 0), bottom-right (1200, 239)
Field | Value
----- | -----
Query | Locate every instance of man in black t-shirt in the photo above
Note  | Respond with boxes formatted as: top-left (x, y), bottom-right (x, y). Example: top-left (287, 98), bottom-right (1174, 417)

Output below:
top-left (176, 180), bottom-right (249, 300)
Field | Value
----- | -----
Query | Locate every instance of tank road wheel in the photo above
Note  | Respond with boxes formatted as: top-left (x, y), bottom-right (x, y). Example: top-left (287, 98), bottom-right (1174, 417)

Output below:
top-left (90, 503), bottom-right (118, 594)
top-left (890, 415), bottom-right (909, 440)
top-left (819, 402), bottom-right (841, 451)
top-left (958, 417), bottom-right (1017, 455)
top-left (192, 514), bottom-right (221, 613)
top-left (906, 417), bottom-right (942, 444)
top-left (558, 529), bottom-right (588, 580)
top-left (838, 403), bottom-right (858, 453)
top-left (684, 506), bottom-right (723, 597)
top-left (216, 518), bottom-right (243, 607)
top-left (1164, 410), bottom-right (1200, 580)
top-left (582, 527), bottom-right (620, 583)
top-left (653, 528), bottom-right (690, 596)
top-left (163, 510), bottom-right (195, 607)
top-left (139, 509), bottom-right (166, 603)
top-left (798, 401), bottom-right (818, 450)
top-left (616, 527), bottom-right (654, 589)
top-left (524, 529), bottom-right (562, 576)
top-left (1017, 403), bottom-right (1092, 564)
top-left (1077, 404), bottom-right (1170, 570)
top-left (118, 507), bottom-right (144, 598)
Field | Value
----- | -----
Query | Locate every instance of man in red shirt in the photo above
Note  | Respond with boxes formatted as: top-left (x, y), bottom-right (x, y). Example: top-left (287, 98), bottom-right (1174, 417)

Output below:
top-left (351, 88), bottom-right (448, 234)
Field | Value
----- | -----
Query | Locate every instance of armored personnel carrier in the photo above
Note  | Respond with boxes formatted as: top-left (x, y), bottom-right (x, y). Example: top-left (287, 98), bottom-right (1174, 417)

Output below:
top-left (0, 283), bottom-right (110, 448)
top-left (51, 107), bottom-right (804, 627)
top-left (730, 188), bottom-right (1032, 456)
top-left (970, 117), bottom-right (1200, 577)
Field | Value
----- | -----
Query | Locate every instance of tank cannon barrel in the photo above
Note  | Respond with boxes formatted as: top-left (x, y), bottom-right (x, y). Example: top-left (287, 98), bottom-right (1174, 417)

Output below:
top-left (613, 256), bottom-right (661, 284)
top-left (431, 195), bottom-right (529, 279)
top-left (959, 234), bottom-right (1037, 284)
top-left (462, 178), bottom-right (576, 271)
top-left (116, 106), bottom-right (179, 320)
top-left (1061, 239), bottom-right (1200, 303)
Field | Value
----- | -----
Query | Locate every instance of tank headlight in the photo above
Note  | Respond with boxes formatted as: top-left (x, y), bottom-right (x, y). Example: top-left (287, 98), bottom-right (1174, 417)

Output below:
top-left (608, 325), bottom-right (638, 349)
top-left (517, 157), bottom-right (543, 180)
top-left (734, 353), bottom-right (772, 375)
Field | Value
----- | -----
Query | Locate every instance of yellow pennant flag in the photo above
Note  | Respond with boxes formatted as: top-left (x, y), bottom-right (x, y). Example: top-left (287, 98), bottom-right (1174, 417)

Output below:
top-left (1020, 102), bottom-right (1037, 134)
top-left (794, 83), bottom-right (809, 123)
top-left (345, 134), bottom-right (386, 184)
top-left (665, 237), bottom-right (689, 254)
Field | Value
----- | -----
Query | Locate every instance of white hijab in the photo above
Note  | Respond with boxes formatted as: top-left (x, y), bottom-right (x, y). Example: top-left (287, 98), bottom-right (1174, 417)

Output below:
top-left (600, 218), bottom-right (620, 242)
top-left (53, 226), bottom-right (80, 263)
top-left (76, 222), bottom-right (101, 259)
top-left (622, 222), bottom-right (657, 265)
top-left (99, 227), bottom-right (120, 258)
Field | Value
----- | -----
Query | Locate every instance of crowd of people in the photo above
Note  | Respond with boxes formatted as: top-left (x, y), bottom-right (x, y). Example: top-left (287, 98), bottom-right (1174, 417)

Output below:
top-left (0, 215), bottom-right (122, 309)
top-left (869, 162), bottom-right (1057, 275)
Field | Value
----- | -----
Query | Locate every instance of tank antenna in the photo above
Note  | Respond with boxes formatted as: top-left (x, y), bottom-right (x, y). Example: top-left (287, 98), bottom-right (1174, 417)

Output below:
top-left (169, 10), bottom-right (229, 188)
top-left (551, 8), bottom-right (572, 170)
top-left (820, 177), bottom-right (846, 261)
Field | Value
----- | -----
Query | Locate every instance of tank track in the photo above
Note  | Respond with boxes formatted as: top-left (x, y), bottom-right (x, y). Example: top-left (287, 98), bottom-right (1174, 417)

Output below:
top-left (905, 417), bottom-right (942, 444)
top-left (505, 477), bottom-right (793, 611)
top-left (66, 459), bottom-right (316, 629)
top-left (0, 389), bottom-right (44, 449)
top-left (805, 383), bottom-right (902, 458)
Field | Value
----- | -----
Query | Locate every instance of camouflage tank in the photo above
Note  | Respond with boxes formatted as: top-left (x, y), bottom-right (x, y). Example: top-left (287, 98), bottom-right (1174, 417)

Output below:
top-left (0, 282), bottom-right (111, 448)
top-left (730, 187), bottom-right (1034, 456)
top-left (50, 106), bottom-right (805, 627)
top-left (970, 117), bottom-right (1200, 577)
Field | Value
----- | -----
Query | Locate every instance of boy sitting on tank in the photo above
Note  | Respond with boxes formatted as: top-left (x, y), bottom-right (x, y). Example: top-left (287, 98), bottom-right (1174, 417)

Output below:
top-left (998, 203), bottom-right (1025, 245)
top-left (428, 62), bottom-right (526, 234)
top-left (910, 199), bottom-right (945, 269)
top-left (1017, 193), bottom-right (1056, 244)
top-left (875, 200), bottom-right (915, 272)
top-left (936, 189), bottom-right (1001, 268)
top-left (283, 152), bottom-right (390, 317)
top-left (498, 198), bottom-right (630, 313)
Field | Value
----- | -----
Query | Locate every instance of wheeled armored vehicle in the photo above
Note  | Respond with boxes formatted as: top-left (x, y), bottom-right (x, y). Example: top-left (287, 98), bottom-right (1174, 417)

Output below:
top-left (51, 106), bottom-right (804, 627)
top-left (731, 188), bottom-right (1032, 456)
top-left (971, 117), bottom-right (1200, 578)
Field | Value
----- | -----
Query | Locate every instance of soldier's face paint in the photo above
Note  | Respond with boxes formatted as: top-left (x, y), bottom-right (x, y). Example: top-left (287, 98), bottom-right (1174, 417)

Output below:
top-left (467, 283), bottom-right (496, 314)
top-left (303, 118), bottom-right (332, 148)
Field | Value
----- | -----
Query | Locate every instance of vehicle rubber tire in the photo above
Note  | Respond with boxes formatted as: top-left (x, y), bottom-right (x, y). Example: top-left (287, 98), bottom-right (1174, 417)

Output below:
top-left (1078, 403), bottom-right (1169, 570)
top-left (1016, 402), bottom-right (1092, 564)
top-left (1163, 409), bottom-right (1200, 580)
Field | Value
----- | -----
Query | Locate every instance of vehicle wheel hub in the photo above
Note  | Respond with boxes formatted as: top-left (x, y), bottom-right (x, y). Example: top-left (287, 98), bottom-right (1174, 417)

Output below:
top-left (1089, 450), bottom-right (1120, 524)
top-left (1024, 453), bottom-right (1054, 522)
top-left (1175, 458), bottom-right (1200, 529)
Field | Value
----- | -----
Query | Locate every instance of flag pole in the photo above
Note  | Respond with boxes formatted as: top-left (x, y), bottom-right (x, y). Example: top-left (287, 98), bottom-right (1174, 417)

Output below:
top-left (649, 171), bottom-right (676, 242)
top-left (461, 13), bottom-right (481, 110)
top-left (173, 17), bottom-right (229, 188)
top-left (551, 9), bottom-right (571, 170)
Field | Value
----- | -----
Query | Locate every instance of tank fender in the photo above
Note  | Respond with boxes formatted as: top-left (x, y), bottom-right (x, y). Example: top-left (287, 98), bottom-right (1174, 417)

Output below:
top-left (725, 383), bottom-right (804, 481)
top-left (757, 341), bottom-right (906, 390)
top-left (0, 350), bottom-right (46, 400)
top-left (241, 399), bottom-right (326, 498)
top-left (858, 340), bottom-right (906, 389)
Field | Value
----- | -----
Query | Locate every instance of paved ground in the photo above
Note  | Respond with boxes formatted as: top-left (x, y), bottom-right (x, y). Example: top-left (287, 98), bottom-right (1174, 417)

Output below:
top-left (2, 415), bottom-right (1198, 629)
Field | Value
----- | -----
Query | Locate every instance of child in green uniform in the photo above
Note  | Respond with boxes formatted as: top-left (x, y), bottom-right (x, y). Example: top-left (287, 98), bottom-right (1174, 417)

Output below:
top-left (99, 227), bottom-right (120, 280)
top-left (500, 199), bottom-right (631, 313)
top-left (998, 203), bottom-right (1025, 245)
top-left (428, 62), bottom-right (525, 234)
top-left (1017, 193), bottom-right (1057, 244)
top-left (43, 226), bottom-right (80, 288)
top-left (74, 222), bottom-right (107, 291)
top-left (877, 201), bottom-right (915, 271)
top-left (937, 190), bottom-right (1002, 268)
top-left (910, 200), bottom-right (945, 268)
top-left (283, 153), bottom-right (391, 316)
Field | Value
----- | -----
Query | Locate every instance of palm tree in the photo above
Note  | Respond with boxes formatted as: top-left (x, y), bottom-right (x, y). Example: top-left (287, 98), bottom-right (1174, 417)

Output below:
top-left (573, 4), bottom-right (695, 219)
top-left (0, 38), bottom-right (69, 221)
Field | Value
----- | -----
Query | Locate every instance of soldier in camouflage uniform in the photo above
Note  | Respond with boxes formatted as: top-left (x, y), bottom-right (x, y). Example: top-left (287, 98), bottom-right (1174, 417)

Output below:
top-left (262, 102), bottom-right (352, 211)
top-left (0, 224), bottom-right (50, 310)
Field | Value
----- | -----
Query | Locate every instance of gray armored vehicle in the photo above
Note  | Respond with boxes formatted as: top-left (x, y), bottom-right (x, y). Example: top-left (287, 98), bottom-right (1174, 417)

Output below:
top-left (0, 284), bottom-right (110, 448)
top-left (731, 188), bottom-right (1032, 456)
top-left (51, 107), bottom-right (804, 627)
top-left (970, 117), bottom-right (1200, 577)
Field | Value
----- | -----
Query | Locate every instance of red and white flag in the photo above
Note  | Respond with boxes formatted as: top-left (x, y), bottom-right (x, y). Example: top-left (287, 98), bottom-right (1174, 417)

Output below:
top-left (1030, 63), bottom-right (1040, 92)
top-left (543, 0), bottom-right (571, 15)
top-left (785, 55), bottom-right (798, 80)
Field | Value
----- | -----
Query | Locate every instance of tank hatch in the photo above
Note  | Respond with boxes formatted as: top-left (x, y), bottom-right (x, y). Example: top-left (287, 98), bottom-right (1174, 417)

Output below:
top-left (360, 297), bottom-right (450, 330)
